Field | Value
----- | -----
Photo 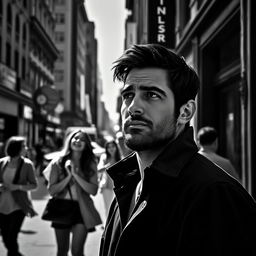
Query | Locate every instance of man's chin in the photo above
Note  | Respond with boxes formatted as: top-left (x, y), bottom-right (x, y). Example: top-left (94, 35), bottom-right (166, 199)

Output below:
top-left (125, 141), bottom-right (146, 151)
top-left (124, 134), bottom-right (144, 151)
top-left (124, 133), bottom-right (174, 152)
top-left (124, 135), bottom-right (154, 151)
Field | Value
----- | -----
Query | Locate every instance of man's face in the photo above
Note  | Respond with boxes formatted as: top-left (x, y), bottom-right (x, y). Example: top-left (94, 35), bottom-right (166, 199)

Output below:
top-left (121, 67), bottom-right (179, 151)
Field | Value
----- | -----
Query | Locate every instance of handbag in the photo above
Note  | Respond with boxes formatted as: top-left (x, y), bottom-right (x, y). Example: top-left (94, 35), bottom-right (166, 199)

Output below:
top-left (41, 197), bottom-right (77, 225)
top-left (41, 185), bottom-right (77, 225)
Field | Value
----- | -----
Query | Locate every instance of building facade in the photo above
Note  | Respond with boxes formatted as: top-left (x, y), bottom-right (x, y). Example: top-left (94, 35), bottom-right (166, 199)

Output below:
top-left (0, 0), bottom-right (113, 152)
top-left (0, 0), bottom-right (58, 148)
top-left (30, 0), bottom-right (60, 146)
top-left (54, 0), bottom-right (100, 132)
top-left (124, 0), bottom-right (256, 197)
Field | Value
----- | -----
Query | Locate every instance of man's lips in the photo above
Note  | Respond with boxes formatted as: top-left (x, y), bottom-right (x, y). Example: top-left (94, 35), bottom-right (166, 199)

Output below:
top-left (124, 119), bottom-right (151, 129)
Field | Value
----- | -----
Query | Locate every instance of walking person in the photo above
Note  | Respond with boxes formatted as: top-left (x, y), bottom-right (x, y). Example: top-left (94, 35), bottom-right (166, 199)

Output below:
top-left (99, 44), bottom-right (256, 256)
top-left (197, 126), bottom-right (240, 181)
top-left (43, 129), bottom-right (102, 256)
top-left (0, 136), bottom-right (38, 256)
top-left (97, 139), bottom-right (122, 218)
top-left (34, 141), bottom-right (45, 177)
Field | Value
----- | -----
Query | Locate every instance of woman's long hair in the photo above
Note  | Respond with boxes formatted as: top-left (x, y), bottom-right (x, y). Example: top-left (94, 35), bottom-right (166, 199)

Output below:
top-left (105, 140), bottom-right (122, 163)
top-left (59, 129), bottom-right (96, 179)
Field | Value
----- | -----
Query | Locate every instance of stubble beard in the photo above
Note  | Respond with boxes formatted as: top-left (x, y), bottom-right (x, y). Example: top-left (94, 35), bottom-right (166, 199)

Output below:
top-left (123, 122), bottom-right (178, 152)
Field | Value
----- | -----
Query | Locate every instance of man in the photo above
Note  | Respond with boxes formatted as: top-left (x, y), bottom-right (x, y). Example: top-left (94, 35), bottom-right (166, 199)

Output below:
top-left (99, 44), bottom-right (256, 256)
top-left (197, 126), bottom-right (240, 181)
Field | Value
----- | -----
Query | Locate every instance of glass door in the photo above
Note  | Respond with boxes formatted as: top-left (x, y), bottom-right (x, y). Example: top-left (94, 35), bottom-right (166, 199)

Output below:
top-left (218, 79), bottom-right (242, 179)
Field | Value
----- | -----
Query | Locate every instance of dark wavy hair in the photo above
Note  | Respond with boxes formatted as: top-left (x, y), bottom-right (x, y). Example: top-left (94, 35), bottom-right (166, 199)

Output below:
top-left (105, 140), bottom-right (122, 162)
top-left (112, 43), bottom-right (200, 117)
top-left (59, 129), bottom-right (96, 179)
top-left (4, 136), bottom-right (26, 158)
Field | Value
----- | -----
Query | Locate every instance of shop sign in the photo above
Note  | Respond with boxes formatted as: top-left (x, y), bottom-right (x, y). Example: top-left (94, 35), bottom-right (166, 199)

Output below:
top-left (33, 85), bottom-right (60, 112)
top-left (0, 63), bottom-right (17, 90)
top-left (148, 0), bottom-right (175, 48)
top-left (23, 105), bottom-right (33, 120)
top-left (47, 114), bottom-right (60, 125)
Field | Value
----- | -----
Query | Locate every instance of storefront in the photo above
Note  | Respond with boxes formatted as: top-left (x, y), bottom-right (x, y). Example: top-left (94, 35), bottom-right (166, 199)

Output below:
top-left (0, 95), bottom-right (19, 143)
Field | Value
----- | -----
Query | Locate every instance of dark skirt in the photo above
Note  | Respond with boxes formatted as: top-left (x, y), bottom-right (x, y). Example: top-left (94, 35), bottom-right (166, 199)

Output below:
top-left (51, 200), bottom-right (95, 232)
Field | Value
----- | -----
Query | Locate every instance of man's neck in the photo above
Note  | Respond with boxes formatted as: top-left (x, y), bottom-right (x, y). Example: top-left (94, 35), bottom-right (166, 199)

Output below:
top-left (135, 125), bottom-right (186, 180)
top-left (136, 148), bottom-right (163, 180)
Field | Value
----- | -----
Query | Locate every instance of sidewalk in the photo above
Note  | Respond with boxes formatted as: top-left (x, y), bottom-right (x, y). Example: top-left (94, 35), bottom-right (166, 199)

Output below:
top-left (0, 176), bottom-right (106, 256)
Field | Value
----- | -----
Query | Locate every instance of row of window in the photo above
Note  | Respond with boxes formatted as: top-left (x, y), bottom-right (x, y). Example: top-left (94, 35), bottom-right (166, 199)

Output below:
top-left (0, 1), bottom-right (57, 84)
top-left (3, 39), bottom-right (27, 79)
top-left (0, 2), bottom-right (28, 79)
top-left (30, 43), bottom-right (54, 73)
top-left (31, 0), bottom-right (55, 39)
top-left (1, 3), bottom-right (27, 46)
top-left (55, 13), bottom-right (65, 24)
top-left (55, 0), bottom-right (66, 6)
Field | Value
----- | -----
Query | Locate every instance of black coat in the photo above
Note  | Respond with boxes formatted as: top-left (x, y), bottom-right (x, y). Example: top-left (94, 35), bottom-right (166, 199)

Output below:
top-left (99, 127), bottom-right (256, 256)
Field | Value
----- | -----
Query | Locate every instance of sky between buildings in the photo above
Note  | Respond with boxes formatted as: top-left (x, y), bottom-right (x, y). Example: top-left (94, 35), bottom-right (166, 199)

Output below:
top-left (85, 0), bottom-right (128, 123)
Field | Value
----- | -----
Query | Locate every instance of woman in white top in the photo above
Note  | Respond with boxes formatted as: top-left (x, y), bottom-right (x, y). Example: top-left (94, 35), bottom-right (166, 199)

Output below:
top-left (43, 129), bottom-right (102, 256)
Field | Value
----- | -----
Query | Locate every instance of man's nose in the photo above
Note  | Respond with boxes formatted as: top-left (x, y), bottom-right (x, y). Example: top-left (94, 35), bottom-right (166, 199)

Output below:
top-left (127, 94), bottom-right (144, 116)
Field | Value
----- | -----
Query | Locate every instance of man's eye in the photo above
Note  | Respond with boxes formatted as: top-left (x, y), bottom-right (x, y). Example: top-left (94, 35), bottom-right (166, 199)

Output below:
top-left (146, 92), bottom-right (160, 99)
top-left (122, 92), bottom-right (133, 100)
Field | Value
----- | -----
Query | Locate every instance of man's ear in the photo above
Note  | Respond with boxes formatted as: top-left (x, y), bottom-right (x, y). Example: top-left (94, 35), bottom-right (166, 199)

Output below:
top-left (177, 100), bottom-right (196, 124)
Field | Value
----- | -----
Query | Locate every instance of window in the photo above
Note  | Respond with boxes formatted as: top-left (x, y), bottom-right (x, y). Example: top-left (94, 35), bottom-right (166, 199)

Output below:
top-left (14, 50), bottom-right (19, 74)
top-left (22, 23), bottom-right (27, 48)
top-left (55, 13), bottom-right (65, 24)
top-left (31, 0), bottom-right (37, 16)
top-left (7, 4), bottom-right (12, 34)
top-left (23, 0), bottom-right (27, 8)
top-left (57, 50), bottom-right (64, 62)
top-left (22, 57), bottom-right (26, 79)
top-left (55, 0), bottom-right (65, 5)
top-left (55, 31), bottom-right (65, 43)
top-left (0, 1), bottom-right (3, 28)
top-left (54, 70), bottom-right (64, 82)
top-left (15, 15), bottom-right (20, 42)
top-left (6, 42), bottom-right (11, 67)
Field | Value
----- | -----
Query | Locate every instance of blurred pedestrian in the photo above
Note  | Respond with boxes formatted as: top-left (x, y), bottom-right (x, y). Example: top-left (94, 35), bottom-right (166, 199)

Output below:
top-left (197, 126), bottom-right (240, 181)
top-left (97, 139), bottom-right (122, 217)
top-left (34, 141), bottom-right (45, 177)
top-left (43, 129), bottom-right (102, 256)
top-left (115, 131), bottom-right (133, 157)
top-left (0, 136), bottom-right (38, 256)
top-left (99, 43), bottom-right (256, 256)
top-left (0, 142), bottom-right (5, 158)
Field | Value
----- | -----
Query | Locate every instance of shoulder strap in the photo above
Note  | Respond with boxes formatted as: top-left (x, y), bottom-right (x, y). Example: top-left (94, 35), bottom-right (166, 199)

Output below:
top-left (13, 158), bottom-right (24, 184)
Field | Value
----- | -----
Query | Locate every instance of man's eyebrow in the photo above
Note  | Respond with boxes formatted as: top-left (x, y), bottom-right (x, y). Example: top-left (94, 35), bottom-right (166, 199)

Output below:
top-left (120, 85), bottom-right (133, 95)
top-left (121, 85), bottom-right (167, 97)
top-left (140, 85), bottom-right (167, 96)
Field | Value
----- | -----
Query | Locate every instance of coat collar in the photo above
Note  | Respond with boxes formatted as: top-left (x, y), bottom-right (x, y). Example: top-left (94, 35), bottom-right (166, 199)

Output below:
top-left (151, 126), bottom-right (199, 177)
top-left (107, 127), bottom-right (199, 185)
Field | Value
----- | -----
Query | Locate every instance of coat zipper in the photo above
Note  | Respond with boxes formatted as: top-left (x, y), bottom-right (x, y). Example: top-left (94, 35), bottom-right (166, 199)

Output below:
top-left (123, 200), bottom-right (147, 230)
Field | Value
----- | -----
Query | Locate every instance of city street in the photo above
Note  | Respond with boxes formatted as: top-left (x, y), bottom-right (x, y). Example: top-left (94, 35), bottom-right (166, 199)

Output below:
top-left (0, 176), bottom-right (106, 256)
